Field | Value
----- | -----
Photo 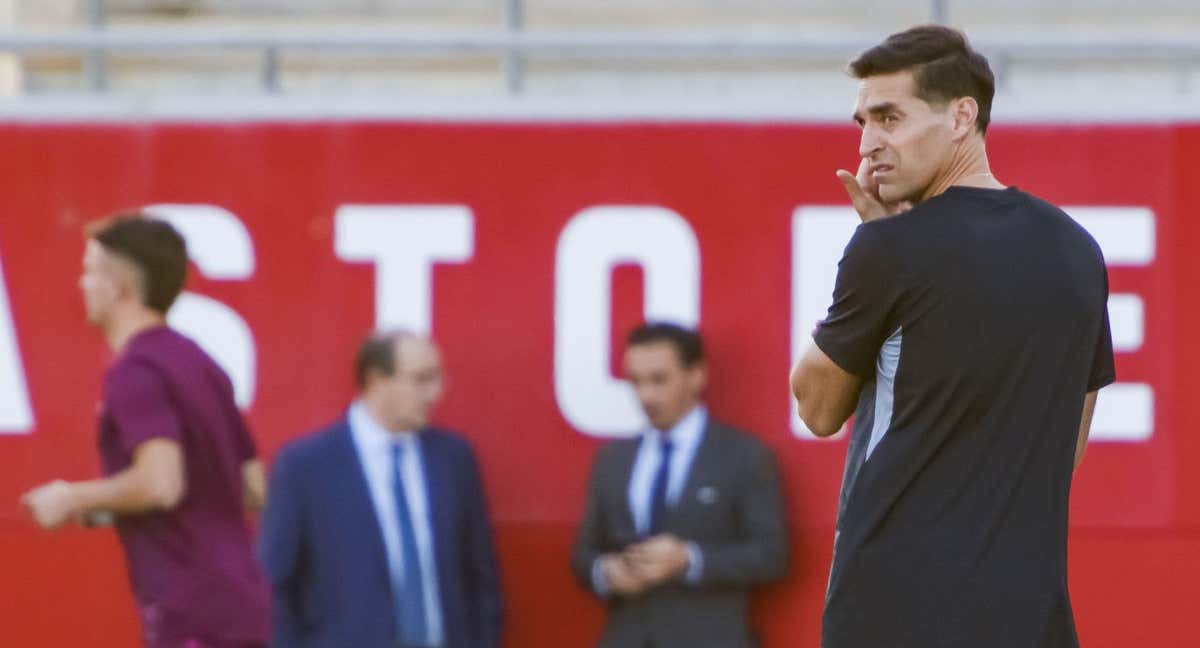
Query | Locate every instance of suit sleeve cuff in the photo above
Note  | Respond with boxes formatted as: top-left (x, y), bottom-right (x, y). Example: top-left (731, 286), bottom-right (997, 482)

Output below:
top-left (684, 542), bottom-right (704, 584)
top-left (591, 556), bottom-right (611, 596)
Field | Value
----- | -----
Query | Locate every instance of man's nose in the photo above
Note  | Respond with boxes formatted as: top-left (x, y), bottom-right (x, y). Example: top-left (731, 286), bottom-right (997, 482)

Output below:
top-left (859, 124), bottom-right (883, 159)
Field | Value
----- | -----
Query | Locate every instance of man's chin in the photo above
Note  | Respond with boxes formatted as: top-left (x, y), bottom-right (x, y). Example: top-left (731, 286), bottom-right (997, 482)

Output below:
top-left (877, 185), bottom-right (906, 205)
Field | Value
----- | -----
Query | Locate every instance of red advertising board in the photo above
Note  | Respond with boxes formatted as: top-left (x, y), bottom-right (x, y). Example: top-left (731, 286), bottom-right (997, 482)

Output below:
top-left (0, 122), bottom-right (1197, 646)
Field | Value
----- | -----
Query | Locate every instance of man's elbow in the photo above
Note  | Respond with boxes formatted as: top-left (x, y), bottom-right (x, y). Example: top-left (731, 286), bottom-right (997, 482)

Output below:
top-left (793, 383), bottom-right (843, 437)
top-left (791, 367), bottom-right (846, 437)
top-left (797, 405), bottom-right (843, 438)
top-left (146, 475), bottom-right (185, 511)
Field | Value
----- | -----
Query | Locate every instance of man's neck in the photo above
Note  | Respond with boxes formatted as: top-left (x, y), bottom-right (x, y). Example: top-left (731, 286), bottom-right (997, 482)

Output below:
top-left (654, 402), bottom-right (702, 435)
top-left (104, 308), bottom-right (166, 353)
top-left (360, 396), bottom-right (417, 437)
top-left (919, 138), bottom-right (1005, 202)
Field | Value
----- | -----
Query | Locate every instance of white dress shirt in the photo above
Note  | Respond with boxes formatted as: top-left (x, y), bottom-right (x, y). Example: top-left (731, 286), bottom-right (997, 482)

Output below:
top-left (627, 405), bottom-right (708, 535)
top-left (348, 401), bottom-right (444, 646)
top-left (593, 405), bottom-right (708, 594)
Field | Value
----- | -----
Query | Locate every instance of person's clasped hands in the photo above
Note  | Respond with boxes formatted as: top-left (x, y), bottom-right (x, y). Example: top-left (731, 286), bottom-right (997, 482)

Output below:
top-left (600, 533), bottom-right (693, 596)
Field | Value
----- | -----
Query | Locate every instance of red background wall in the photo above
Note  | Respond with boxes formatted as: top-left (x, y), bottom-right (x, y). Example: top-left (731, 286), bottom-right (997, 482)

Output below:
top-left (0, 122), bottom-right (1197, 646)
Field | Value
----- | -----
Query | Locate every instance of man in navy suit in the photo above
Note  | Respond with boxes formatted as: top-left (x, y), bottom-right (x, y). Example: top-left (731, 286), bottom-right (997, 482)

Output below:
top-left (260, 330), bottom-right (503, 648)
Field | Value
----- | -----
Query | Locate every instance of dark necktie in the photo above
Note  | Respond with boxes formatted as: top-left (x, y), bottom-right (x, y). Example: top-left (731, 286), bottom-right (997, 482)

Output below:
top-left (391, 441), bottom-right (430, 646)
top-left (648, 437), bottom-right (675, 536)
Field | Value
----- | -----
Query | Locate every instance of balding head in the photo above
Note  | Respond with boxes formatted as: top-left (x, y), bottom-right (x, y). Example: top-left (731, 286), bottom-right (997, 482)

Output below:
top-left (356, 330), bottom-right (444, 432)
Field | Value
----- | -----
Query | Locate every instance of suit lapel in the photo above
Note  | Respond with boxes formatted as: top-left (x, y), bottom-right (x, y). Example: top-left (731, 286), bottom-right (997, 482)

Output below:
top-left (612, 439), bottom-right (641, 543)
top-left (332, 422), bottom-right (393, 579)
top-left (418, 428), bottom-right (455, 621)
top-left (419, 430), bottom-right (449, 555)
top-left (671, 420), bottom-right (720, 529)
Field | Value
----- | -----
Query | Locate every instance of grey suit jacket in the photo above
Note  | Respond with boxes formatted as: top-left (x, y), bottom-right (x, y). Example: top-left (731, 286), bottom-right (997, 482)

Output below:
top-left (571, 418), bottom-right (788, 648)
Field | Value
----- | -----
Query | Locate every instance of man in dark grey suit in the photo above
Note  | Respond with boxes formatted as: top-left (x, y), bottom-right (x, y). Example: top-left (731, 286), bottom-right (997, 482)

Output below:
top-left (571, 322), bottom-right (788, 648)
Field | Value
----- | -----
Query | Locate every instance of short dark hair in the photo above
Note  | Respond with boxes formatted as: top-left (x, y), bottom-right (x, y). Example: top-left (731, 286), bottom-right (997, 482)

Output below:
top-left (88, 213), bottom-right (188, 313)
top-left (354, 330), bottom-right (405, 389)
top-left (849, 25), bottom-right (995, 134)
top-left (626, 322), bottom-right (705, 368)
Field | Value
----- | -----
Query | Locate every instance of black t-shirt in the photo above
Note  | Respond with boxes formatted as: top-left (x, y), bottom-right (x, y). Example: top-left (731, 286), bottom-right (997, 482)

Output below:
top-left (815, 186), bottom-right (1115, 648)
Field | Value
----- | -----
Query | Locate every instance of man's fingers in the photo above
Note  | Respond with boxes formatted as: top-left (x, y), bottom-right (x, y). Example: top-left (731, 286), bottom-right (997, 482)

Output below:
top-left (838, 167), bottom-right (894, 222)
top-left (837, 169), bottom-right (872, 211)
top-left (836, 168), bottom-right (859, 191)
top-left (19, 488), bottom-right (39, 511)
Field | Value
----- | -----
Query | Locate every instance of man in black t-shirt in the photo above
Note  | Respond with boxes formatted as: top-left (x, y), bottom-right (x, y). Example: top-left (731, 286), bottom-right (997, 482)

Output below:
top-left (789, 26), bottom-right (1114, 648)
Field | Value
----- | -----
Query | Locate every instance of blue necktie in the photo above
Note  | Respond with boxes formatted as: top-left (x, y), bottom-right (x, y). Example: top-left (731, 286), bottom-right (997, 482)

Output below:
top-left (391, 442), bottom-right (430, 647)
top-left (648, 437), bottom-right (674, 536)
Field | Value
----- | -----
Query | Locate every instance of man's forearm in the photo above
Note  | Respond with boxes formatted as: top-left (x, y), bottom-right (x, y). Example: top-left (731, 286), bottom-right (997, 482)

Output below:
top-left (69, 466), bottom-right (181, 517)
top-left (791, 343), bottom-right (863, 437)
top-left (242, 459), bottom-right (266, 511)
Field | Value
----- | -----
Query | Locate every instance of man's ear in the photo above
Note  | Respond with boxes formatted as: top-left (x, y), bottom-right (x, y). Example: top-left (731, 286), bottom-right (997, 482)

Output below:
top-left (110, 259), bottom-right (144, 305)
top-left (361, 367), bottom-right (386, 392)
top-left (951, 96), bottom-right (980, 140)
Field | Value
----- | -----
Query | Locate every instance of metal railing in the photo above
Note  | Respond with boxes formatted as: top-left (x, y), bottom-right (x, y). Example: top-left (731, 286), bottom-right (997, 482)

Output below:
top-left (0, 1), bottom-right (1197, 97)
top-left (1, 28), bottom-right (1198, 94)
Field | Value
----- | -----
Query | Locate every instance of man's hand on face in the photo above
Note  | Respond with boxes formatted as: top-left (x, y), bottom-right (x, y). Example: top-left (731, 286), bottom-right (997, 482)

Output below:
top-left (600, 553), bottom-right (650, 596)
top-left (20, 480), bottom-right (79, 530)
top-left (625, 534), bottom-right (692, 587)
top-left (836, 158), bottom-right (913, 223)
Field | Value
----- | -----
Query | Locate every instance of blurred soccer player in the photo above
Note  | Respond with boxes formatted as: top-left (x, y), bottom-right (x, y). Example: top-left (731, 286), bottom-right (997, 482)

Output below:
top-left (20, 214), bottom-right (270, 648)
top-left (790, 25), bottom-right (1114, 648)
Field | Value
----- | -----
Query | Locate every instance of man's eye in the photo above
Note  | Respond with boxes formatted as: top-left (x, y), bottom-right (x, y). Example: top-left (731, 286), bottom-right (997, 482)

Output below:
top-left (884, 114), bottom-right (900, 124)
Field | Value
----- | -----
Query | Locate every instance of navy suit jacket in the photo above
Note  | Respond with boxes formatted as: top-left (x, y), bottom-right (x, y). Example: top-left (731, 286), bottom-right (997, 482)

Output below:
top-left (260, 419), bottom-right (504, 648)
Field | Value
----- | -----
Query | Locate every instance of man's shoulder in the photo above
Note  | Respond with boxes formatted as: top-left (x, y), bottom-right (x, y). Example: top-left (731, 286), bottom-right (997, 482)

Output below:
top-left (276, 420), bottom-right (350, 466)
top-left (595, 435), bottom-right (641, 459)
top-left (703, 419), bottom-right (774, 460)
top-left (706, 418), bottom-right (759, 440)
top-left (866, 187), bottom-right (1098, 259)
top-left (423, 427), bottom-right (494, 469)
top-left (1024, 191), bottom-right (1104, 251)
top-left (1008, 187), bottom-right (1064, 214)
top-left (574, 436), bottom-right (637, 479)
top-left (102, 351), bottom-right (151, 390)
top-left (122, 326), bottom-right (204, 365)
top-left (987, 188), bottom-right (1104, 263)
top-left (422, 425), bottom-right (466, 442)
top-left (109, 327), bottom-right (226, 387)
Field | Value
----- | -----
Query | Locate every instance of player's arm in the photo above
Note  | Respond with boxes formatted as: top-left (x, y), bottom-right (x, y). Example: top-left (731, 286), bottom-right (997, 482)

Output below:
top-left (790, 342), bottom-right (865, 437)
top-left (71, 437), bottom-right (186, 514)
top-left (242, 459), bottom-right (266, 511)
top-left (1074, 391), bottom-right (1098, 471)
top-left (791, 189), bottom-right (895, 437)
top-left (22, 438), bottom-right (185, 529)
